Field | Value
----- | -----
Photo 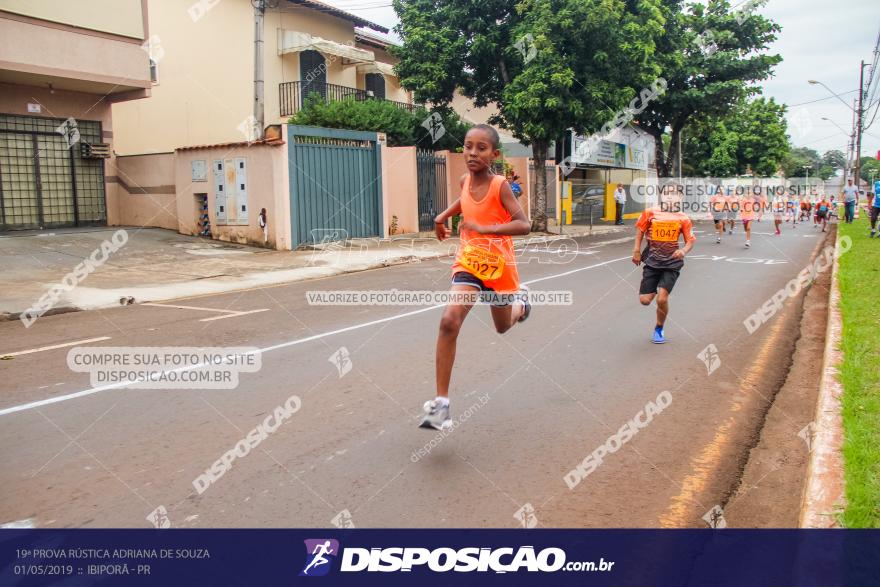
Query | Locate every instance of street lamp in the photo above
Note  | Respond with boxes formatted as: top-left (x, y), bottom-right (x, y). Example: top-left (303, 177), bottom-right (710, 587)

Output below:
top-left (808, 80), bottom-right (857, 112)
top-left (820, 117), bottom-right (854, 184)
top-left (821, 116), bottom-right (850, 136)
top-left (810, 63), bottom-right (870, 193)
top-left (803, 165), bottom-right (811, 197)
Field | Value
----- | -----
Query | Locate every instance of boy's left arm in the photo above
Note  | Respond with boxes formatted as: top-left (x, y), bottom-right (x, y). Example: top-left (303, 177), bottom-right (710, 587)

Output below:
top-left (672, 218), bottom-right (696, 260)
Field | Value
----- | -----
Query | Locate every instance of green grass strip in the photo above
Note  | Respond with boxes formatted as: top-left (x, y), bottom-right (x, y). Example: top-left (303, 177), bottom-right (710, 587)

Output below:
top-left (838, 214), bottom-right (880, 527)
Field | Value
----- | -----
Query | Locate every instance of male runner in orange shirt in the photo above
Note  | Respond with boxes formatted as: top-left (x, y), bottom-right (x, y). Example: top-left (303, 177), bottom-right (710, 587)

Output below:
top-left (633, 184), bottom-right (697, 344)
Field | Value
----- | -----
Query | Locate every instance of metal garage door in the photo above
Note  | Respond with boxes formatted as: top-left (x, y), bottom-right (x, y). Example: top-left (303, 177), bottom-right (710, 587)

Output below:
top-left (0, 114), bottom-right (106, 231)
top-left (287, 125), bottom-right (383, 247)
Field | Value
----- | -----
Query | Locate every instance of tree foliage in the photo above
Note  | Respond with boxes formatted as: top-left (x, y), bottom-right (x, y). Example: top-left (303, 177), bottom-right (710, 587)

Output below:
top-left (859, 156), bottom-right (880, 184)
top-left (822, 149), bottom-right (846, 171)
top-left (779, 146), bottom-right (824, 179)
top-left (391, 0), bottom-right (665, 230)
top-left (683, 97), bottom-right (789, 176)
top-left (635, 0), bottom-right (782, 176)
top-left (288, 97), bottom-right (471, 151)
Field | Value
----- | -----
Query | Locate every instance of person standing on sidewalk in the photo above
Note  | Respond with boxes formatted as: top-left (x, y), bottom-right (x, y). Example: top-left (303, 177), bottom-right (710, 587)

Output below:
top-left (842, 178), bottom-right (858, 223)
top-left (614, 184), bottom-right (627, 225)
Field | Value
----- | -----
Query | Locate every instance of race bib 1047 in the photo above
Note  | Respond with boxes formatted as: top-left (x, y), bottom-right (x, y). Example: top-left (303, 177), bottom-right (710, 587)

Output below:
top-left (651, 220), bottom-right (681, 243)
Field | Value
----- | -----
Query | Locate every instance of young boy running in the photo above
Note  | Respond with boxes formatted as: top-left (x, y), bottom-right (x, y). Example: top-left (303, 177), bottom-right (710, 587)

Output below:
top-left (800, 198), bottom-right (812, 223)
top-left (709, 185), bottom-right (727, 243)
top-left (740, 186), bottom-right (767, 249)
top-left (816, 197), bottom-right (831, 232)
top-left (726, 188), bottom-right (739, 235)
top-left (772, 196), bottom-right (786, 235)
top-left (421, 124), bottom-right (531, 430)
top-left (633, 184), bottom-right (696, 344)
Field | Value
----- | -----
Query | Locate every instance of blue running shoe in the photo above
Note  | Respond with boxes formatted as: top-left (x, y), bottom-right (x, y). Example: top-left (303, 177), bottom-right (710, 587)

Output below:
top-left (652, 326), bottom-right (666, 344)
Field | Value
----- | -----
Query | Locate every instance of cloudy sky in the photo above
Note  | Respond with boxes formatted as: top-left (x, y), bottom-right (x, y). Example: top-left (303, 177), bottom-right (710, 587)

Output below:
top-left (329, 0), bottom-right (880, 161)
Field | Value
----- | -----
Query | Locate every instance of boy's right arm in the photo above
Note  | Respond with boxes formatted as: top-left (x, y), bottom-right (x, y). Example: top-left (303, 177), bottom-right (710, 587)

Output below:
top-left (434, 199), bottom-right (461, 241)
top-left (632, 230), bottom-right (644, 266)
top-left (633, 211), bottom-right (650, 265)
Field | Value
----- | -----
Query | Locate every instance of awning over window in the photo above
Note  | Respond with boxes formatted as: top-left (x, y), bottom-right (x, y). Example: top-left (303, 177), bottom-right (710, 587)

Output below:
top-left (278, 30), bottom-right (374, 64)
top-left (356, 61), bottom-right (396, 77)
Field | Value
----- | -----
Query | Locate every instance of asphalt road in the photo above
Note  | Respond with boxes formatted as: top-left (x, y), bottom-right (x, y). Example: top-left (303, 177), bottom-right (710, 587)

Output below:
top-left (0, 220), bottom-right (827, 529)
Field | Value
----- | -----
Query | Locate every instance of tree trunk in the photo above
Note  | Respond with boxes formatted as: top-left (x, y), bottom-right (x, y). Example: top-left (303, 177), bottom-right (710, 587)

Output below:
top-left (649, 128), bottom-right (670, 178)
top-left (667, 124), bottom-right (682, 179)
top-left (531, 139), bottom-right (549, 232)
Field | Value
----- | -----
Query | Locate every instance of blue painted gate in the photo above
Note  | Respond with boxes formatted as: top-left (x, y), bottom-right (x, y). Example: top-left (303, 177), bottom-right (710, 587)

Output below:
top-left (287, 125), bottom-right (383, 247)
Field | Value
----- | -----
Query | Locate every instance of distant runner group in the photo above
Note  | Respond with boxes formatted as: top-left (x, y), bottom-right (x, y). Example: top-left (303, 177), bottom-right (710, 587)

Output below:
top-left (709, 185), bottom-right (836, 246)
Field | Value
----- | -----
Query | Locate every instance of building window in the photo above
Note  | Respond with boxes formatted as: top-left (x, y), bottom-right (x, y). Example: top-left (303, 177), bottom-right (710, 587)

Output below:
top-left (150, 59), bottom-right (159, 84)
top-left (365, 73), bottom-right (385, 100)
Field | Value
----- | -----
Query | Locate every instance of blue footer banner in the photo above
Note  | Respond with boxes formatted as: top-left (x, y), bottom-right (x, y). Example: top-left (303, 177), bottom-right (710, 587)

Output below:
top-left (2, 529), bottom-right (878, 586)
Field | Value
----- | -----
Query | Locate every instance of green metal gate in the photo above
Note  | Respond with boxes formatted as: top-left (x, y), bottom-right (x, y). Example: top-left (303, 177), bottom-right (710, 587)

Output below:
top-left (416, 149), bottom-right (447, 232)
top-left (287, 125), bottom-right (383, 246)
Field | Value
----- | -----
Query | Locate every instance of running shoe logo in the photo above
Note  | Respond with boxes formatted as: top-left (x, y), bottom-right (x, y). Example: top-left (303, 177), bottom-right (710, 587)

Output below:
top-left (300, 539), bottom-right (339, 577)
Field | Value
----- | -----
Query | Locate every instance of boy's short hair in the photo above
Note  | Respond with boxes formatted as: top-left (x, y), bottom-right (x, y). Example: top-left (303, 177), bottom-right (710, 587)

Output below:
top-left (469, 124), bottom-right (500, 149)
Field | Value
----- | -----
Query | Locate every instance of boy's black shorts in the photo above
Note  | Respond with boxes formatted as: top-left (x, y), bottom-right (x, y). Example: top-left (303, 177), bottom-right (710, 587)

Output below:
top-left (639, 265), bottom-right (681, 295)
top-left (452, 271), bottom-right (516, 307)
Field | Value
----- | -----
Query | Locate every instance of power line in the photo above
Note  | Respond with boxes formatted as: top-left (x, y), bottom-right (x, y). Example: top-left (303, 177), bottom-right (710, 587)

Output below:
top-left (786, 89), bottom-right (858, 108)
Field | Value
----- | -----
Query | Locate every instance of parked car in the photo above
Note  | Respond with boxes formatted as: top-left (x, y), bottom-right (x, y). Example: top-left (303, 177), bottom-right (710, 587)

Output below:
top-left (571, 184), bottom-right (606, 222)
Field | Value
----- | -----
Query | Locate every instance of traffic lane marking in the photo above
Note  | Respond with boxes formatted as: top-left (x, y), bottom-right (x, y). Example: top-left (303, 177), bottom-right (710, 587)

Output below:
top-left (142, 302), bottom-right (271, 322)
top-left (1, 336), bottom-right (111, 358)
top-left (198, 309), bottom-right (270, 322)
top-left (0, 256), bottom-right (631, 417)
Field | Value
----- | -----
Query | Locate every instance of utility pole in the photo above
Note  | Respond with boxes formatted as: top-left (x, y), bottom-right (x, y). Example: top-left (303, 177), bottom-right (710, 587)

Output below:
top-left (253, 0), bottom-right (267, 141)
top-left (854, 61), bottom-right (866, 192)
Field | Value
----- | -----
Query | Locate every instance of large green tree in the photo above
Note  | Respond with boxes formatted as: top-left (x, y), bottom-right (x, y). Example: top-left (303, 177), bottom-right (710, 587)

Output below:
top-left (779, 146), bottom-right (822, 179)
top-left (635, 0), bottom-right (782, 177)
top-left (683, 96), bottom-right (789, 176)
top-left (392, 0), bottom-right (665, 231)
top-left (822, 149), bottom-right (846, 171)
top-left (859, 155), bottom-right (880, 185)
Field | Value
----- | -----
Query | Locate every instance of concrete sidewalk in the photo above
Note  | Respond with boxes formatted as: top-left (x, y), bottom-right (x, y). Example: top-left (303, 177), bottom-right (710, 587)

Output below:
top-left (0, 224), bottom-right (627, 319)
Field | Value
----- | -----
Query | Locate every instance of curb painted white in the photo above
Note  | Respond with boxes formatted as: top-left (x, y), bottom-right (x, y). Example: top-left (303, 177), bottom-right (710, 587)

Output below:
top-left (799, 231), bottom-right (846, 528)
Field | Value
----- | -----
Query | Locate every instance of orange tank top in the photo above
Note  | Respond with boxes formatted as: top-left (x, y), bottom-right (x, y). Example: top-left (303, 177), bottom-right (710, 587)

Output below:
top-left (452, 174), bottom-right (520, 293)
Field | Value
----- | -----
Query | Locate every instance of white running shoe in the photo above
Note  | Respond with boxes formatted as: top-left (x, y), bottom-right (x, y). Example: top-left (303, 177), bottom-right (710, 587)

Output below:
top-left (517, 285), bottom-right (531, 323)
top-left (716, 236), bottom-right (721, 244)
top-left (419, 399), bottom-right (451, 431)
top-left (745, 240), bottom-right (751, 248)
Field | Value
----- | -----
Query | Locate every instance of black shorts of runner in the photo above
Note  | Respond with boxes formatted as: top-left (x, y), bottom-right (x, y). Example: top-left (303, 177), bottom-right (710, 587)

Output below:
top-left (871, 206), bottom-right (880, 224)
top-left (452, 271), bottom-right (517, 307)
top-left (817, 211), bottom-right (828, 220)
top-left (639, 266), bottom-right (681, 295)
top-left (713, 216), bottom-right (725, 224)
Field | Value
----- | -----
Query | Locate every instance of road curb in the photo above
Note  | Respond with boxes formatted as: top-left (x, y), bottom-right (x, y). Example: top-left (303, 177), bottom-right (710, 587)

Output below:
top-left (799, 227), bottom-right (846, 528)
top-left (1, 231), bottom-right (630, 320)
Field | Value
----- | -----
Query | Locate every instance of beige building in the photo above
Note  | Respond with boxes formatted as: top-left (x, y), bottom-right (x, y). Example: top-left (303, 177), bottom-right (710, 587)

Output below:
top-left (0, 0), bottom-right (152, 230)
top-left (112, 0), bottom-right (412, 155)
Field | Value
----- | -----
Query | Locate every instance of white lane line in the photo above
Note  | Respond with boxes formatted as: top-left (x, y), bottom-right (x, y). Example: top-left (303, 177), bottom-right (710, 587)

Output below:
top-left (2, 336), bottom-right (111, 358)
top-left (0, 518), bottom-right (36, 528)
top-left (524, 256), bottom-right (630, 286)
top-left (142, 303), bottom-right (238, 314)
top-left (198, 309), bottom-right (270, 322)
top-left (0, 256), bottom-right (629, 417)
